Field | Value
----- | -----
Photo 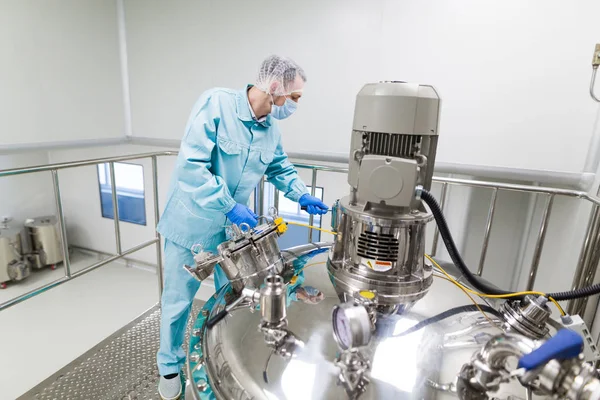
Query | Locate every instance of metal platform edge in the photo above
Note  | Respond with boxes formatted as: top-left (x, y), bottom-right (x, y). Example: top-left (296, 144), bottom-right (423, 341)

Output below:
top-left (17, 302), bottom-right (162, 399)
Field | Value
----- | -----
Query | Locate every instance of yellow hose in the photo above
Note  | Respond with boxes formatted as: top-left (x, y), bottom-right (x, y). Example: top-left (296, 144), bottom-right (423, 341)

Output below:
top-left (286, 221), bottom-right (338, 236)
top-left (425, 254), bottom-right (566, 316)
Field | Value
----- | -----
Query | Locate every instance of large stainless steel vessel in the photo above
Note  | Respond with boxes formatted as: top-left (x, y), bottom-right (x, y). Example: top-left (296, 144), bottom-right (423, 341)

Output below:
top-left (185, 247), bottom-right (529, 400)
top-left (25, 216), bottom-right (63, 269)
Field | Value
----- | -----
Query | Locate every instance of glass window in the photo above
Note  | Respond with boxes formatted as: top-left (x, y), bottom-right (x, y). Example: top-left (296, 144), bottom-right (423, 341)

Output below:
top-left (97, 163), bottom-right (147, 226)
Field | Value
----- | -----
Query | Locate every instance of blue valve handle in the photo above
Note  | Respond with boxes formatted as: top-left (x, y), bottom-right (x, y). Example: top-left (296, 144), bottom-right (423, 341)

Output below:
top-left (518, 329), bottom-right (584, 371)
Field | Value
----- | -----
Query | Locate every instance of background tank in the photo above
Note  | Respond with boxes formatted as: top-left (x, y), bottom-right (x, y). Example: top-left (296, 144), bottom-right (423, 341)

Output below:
top-left (0, 225), bottom-right (30, 288)
top-left (25, 216), bottom-right (63, 269)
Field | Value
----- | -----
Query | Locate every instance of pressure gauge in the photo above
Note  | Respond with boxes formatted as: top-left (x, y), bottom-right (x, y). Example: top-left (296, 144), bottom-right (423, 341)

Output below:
top-left (332, 302), bottom-right (372, 350)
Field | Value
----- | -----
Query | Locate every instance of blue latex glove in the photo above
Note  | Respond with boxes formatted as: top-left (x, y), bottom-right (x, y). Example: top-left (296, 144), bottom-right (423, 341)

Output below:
top-left (299, 194), bottom-right (329, 215)
top-left (225, 204), bottom-right (258, 228)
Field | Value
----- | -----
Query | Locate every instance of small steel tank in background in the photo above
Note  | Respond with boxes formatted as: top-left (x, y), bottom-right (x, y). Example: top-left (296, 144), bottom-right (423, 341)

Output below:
top-left (25, 216), bottom-right (64, 270)
top-left (0, 225), bottom-right (30, 289)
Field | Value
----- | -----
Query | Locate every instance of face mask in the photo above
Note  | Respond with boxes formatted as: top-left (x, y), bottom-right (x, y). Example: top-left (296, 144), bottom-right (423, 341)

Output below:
top-left (271, 97), bottom-right (297, 120)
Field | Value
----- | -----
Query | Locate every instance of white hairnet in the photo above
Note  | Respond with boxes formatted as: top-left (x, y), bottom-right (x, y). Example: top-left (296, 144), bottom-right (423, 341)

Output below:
top-left (255, 55), bottom-right (306, 96)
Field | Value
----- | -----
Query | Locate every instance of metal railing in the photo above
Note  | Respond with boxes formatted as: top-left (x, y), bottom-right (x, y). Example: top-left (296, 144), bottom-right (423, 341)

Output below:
top-left (0, 151), bottom-right (176, 311)
top-left (2, 151), bottom-right (600, 319)
top-left (265, 162), bottom-right (600, 317)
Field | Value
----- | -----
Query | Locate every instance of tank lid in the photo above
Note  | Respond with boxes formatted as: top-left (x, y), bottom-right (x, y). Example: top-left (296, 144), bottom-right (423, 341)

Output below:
top-left (194, 251), bottom-right (513, 400)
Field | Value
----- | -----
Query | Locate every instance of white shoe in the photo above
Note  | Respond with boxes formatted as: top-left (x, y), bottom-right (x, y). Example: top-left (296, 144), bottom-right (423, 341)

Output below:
top-left (159, 374), bottom-right (182, 400)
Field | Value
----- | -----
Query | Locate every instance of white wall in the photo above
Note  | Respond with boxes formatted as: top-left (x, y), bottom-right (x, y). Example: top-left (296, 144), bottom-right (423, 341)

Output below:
top-left (0, 0), bottom-right (125, 146)
top-left (124, 0), bottom-right (600, 174)
top-left (124, 0), bottom-right (383, 151)
top-left (380, 0), bottom-right (600, 172)
top-left (0, 153), bottom-right (56, 228)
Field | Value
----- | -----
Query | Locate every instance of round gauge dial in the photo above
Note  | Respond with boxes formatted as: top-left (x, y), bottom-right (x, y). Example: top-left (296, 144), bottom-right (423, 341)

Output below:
top-left (332, 303), bottom-right (372, 349)
top-left (333, 306), bottom-right (354, 349)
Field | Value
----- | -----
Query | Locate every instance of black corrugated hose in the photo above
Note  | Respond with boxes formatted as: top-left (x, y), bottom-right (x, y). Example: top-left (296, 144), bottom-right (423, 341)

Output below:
top-left (419, 189), bottom-right (523, 299)
top-left (547, 286), bottom-right (600, 302)
top-left (420, 188), bottom-right (600, 302)
top-left (392, 304), bottom-right (503, 337)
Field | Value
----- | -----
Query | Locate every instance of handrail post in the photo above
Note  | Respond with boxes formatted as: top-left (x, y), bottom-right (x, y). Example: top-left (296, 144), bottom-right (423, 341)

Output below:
top-left (526, 194), bottom-right (554, 290)
top-left (109, 162), bottom-right (122, 254)
top-left (308, 170), bottom-right (318, 243)
top-left (152, 156), bottom-right (164, 299)
top-left (477, 188), bottom-right (498, 276)
top-left (274, 188), bottom-right (280, 212)
top-left (52, 170), bottom-right (71, 278)
top-left (567, 204), bottom-right (600, 316)
top-left (568, 206), bottom-right (599, 314)
top-left (258, 177), bottom-right (265, 217)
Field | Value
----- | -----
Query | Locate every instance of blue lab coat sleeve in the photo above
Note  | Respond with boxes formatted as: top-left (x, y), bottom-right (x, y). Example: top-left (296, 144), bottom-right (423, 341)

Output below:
top-left (264, 137), bottom-right (308, 202)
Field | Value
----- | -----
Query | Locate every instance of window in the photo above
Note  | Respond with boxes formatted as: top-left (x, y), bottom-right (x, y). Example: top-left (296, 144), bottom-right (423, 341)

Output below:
top-left (260, 182), bottom-right (324, 248)
top-left (97, 163), bottom-right (147, 225)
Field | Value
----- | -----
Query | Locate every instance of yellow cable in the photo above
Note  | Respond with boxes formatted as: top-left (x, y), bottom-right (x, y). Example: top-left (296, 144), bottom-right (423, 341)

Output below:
top-left (425, 254), bottom-right (566, 316)
top-left (548, 298), bottom-right (566, 316)
top-left (293, 260), bottom-right (498, 327)
top-left (434, 274), bottom-right (500, 328)
top-left (290, 260), bottom-right (498, 326)
top-left (282, 229), bottom-right (566, 316)
top-left (294, 261), bottom-right (326, 277)
top-left (286, 221), bottom-right (338, 236)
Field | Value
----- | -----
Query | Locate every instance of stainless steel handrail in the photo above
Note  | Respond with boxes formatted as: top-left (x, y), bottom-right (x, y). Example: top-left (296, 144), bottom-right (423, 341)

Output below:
top-left (0, 151), bottom-right (176, 311)
top-left (0, 239), bottom-right (158, 310)
top-left (0, 151), bottom-right (178, 177)
top-left (1, 151), bottom-right (600, 319)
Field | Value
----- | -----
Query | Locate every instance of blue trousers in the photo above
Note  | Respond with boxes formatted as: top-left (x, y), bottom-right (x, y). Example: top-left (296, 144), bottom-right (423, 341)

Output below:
top-left (156, 239), bottom-right (228, 376)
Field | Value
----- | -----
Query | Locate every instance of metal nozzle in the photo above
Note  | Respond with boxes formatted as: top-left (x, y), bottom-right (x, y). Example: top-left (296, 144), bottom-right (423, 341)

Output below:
top-left (260, 275), bottom-right (287, 325)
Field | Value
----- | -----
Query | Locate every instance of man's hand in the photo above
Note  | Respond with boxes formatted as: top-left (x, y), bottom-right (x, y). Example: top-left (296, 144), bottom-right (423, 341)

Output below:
top-left (226, 204), bottom-right (258, 227)
top-left (299, 194), bottom-right (329, 215)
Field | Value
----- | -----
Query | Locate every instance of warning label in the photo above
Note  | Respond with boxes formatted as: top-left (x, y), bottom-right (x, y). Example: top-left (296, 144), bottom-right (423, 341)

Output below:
top-left (364, 259), bottom-right (393, 272)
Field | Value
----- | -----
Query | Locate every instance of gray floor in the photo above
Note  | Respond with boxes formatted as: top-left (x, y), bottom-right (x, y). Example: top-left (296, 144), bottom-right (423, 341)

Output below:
top-left (18, 301), bottom-right (203, 400)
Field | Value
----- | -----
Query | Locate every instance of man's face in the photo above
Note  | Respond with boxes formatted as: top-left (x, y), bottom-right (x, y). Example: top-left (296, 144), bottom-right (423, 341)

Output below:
top-left (273, 75), bottom-right (304, 106)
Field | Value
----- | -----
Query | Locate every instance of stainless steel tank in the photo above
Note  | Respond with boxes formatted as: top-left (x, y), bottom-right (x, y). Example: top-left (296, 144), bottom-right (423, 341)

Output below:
top-left (0, 226), bottom-right (30, 287)
top-left (25, 216), bottom-right (63, 269)
top-left (184, 245), bottom-right (529, 400)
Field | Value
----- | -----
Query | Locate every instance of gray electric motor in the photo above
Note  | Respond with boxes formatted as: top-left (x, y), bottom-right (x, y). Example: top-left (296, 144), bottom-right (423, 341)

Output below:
top-left (329, 82), bottom-right (441, 312)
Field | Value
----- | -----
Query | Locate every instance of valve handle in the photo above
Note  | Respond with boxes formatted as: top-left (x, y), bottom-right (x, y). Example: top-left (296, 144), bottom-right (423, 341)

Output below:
top-left (518, 329), bottom-right (583, 371)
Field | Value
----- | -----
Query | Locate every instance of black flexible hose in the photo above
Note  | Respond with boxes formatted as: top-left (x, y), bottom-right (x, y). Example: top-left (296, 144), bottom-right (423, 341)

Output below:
top-left (421, 188), bottom-right (600, 302)
top-left (392, 304), bottom-right (502, 338)
top-left (420, 189), bottom-right (525, 300)
top-left (547, 285), bottom-right (600, 301)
